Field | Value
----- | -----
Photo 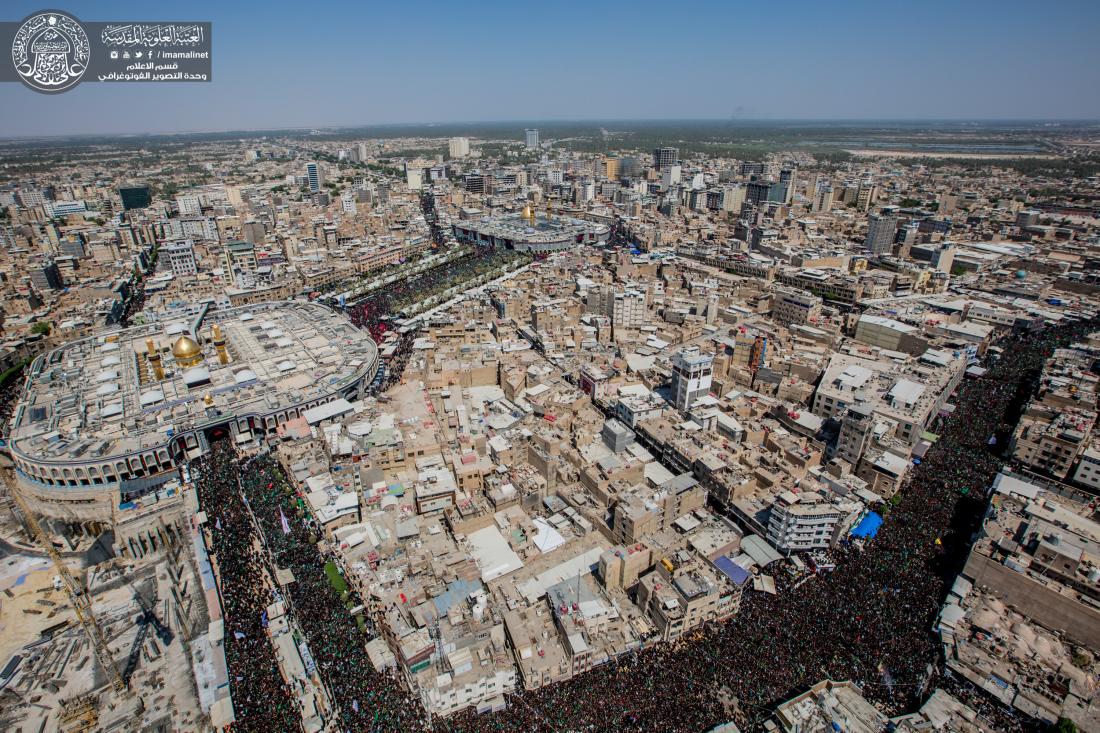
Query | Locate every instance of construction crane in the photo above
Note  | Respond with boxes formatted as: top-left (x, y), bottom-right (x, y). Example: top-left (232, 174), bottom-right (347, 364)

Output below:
top-left (2, 471), bottom-right (126, 693)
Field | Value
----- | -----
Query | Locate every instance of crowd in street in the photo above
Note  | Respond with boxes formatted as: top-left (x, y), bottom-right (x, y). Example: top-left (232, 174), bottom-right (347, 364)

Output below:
top-left (195, 444), bottom-right (425, 732)
top-left (193, 445), bottom-right (301, 732)
top-left (193, 316), bottom-right (1095, 733)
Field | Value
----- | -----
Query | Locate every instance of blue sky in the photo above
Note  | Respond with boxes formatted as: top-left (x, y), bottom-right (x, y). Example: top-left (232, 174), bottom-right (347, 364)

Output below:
top-left (1, 0), bottom-right (1099, 136)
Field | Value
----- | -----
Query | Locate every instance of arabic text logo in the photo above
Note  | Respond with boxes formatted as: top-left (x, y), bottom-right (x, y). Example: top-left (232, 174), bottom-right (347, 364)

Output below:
top-left (12, 11), bottom-right (90, 93)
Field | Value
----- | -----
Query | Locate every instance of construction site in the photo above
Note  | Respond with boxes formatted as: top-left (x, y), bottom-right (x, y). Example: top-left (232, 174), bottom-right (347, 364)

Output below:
top-left (0, 464), bottom-right (211, 732)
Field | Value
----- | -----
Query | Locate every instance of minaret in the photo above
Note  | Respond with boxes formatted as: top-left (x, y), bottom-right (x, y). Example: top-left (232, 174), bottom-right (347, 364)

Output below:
top-left (212, 324), bottom-right (229, 365)
top-left (146, 338), bottom-right (164, 381)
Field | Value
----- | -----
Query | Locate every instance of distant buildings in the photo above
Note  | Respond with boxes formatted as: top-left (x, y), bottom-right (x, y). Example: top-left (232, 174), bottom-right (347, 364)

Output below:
top-left (653, 146), bottom-right (679, 171)
top-left (118, 185), bottom-right (152, 211)
top-left (525, 128), bottom-right (539, 150)
top-left (448, 136), bottom-right (470, 158)
top-left (452, 213), bottom-right (609, 252)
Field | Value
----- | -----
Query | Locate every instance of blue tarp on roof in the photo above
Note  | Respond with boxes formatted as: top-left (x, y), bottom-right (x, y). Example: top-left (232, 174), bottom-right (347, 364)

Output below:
top-left (432, 578), bottom-right (482, 615)
top-left (713, 556), bottom-right (751, 586)
top-left (851, 512), bottom-right (883, 539)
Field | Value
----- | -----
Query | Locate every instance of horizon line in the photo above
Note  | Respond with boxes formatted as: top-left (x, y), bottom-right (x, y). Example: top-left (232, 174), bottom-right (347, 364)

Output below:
top-left (1, 116), bottom-right (1099, 144)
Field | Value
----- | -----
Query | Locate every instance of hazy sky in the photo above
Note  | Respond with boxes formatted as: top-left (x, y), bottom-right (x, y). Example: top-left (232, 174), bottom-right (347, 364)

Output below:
top-left (1, 0), bottom-right (1099, 137)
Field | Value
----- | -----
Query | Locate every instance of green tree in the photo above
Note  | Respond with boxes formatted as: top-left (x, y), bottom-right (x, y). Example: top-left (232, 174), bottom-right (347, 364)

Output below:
top-left (1051, 718), bottom-right (1079, 733)
top-left (31, 321), bottom-right (51, 336)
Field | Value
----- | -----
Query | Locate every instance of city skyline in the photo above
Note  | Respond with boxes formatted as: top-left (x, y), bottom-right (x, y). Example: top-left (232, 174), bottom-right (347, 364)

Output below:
top-left (1, 0), bottom-right (1099, 136)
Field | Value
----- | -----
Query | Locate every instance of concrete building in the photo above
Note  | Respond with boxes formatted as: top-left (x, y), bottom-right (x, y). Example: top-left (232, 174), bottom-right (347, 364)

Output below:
top-left (864, 212), bottom-right (898, 256)
top-left (670, 346), bottom-right (714, 411)
top-left (611, 474), bottom-right (705, 544)
top-left (448, 137), bottom-right (470, 158)
top-left (635, 550), bottom-right (739, 642)
top-left (854, 315), bottom-right (929, 355)
top-left (163, 240), bottom-right (197, 277)
top-left (812, 351), bottom-right (966, 447)
top-left (772, 680), bottom-right (887, 733)
top-left (222, 240), bottom-right (258, 288)
top-left (766, 491), bottom-right (858, 554)
top-left (772, 287), bottom-right (822, 327)
top-left (652, 147), bottom-right (679, 171)
top-left (611, 289), bottom-right (646, 330)
top-left (525, 129), bottom-right (539, 150)
top-left (176, 194), bottom-right (201, 217)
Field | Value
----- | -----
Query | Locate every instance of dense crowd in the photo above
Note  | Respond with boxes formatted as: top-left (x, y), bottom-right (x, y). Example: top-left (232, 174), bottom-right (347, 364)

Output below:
top-left (0, 372), bottom-right (24, 439)
top-left (194, 317), bottom-right (1096, 733)
top-left (193, 446), bottom-right (301, 732)
top-left (195, 443), bottom-right (425, 732)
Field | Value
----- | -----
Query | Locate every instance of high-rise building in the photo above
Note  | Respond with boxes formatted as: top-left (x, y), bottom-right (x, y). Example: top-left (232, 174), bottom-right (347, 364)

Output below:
top-left (746, 180), bottom-right (778, 205)
top-left (611, 289), bottom-right (645, 330)
top-left (603, 157), bottom-right (620, 180)
top-left (653, 147), bottom-right (679, 171)
top-left (449, 137), bottom-right (470, 158)
top-left (740, 161), bottom-right (766, 177)
top-left (723, 185), bottom-right (746, 213)
top-left (306, 162), bottom-right (323, 193)
top-left (856, 180), bottom-right (876, 211)
top-left (356, 142), bottom-right (369, 161)
top-left (661, 164), bottom-right (682, 189)
top-left (670, 346), bottom-right (713, 411)
top-left (525, 129), bottom-right (539, 150)
top-left (864, 211), bottom-right (898, 256)
top-left (341, 191), bottom-right (357, 215)
top-left (619, 157), bottom-right (642, 178)
top-left (779, 168), bottom-right (796, 204)
top-left (464, 173), bottom-right (487, 194)
top-left (811, 186), bottom-right (834, 213)
top-left (118, 185), bottom-right (152, 211)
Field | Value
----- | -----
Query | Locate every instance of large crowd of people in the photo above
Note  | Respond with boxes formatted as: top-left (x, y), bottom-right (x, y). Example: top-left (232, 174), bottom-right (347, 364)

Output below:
top-left (195, 443), bottom-right (425, 732)
top-left (193, 445), bottom-right (301, 732)
top-left (193, 315), bottom-right (1096, 733)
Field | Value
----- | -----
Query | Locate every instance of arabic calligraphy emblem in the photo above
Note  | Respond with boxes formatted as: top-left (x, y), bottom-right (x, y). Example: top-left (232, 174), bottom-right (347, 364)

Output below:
top-left (11, 11), bottom-right (90, 93)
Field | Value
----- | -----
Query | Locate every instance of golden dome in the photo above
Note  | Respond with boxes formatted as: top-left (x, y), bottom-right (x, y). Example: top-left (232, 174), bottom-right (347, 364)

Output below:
top-left (171, 335), bottom-right (204, 367)
top-left (521, 204), bottom-right (534, 220)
